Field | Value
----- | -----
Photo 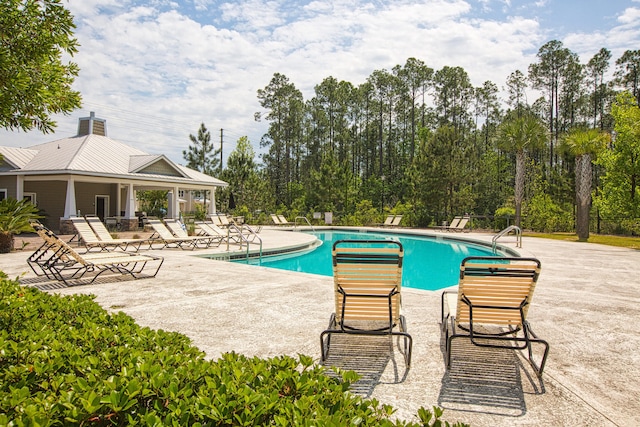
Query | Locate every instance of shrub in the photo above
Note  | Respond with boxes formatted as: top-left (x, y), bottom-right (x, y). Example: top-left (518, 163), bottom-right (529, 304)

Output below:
top-left (0, 274), bottom-right (467, 426)
top-left (391, 202), bottom-right (415, 227)
top-left (194, 203), bottom-right (208, 221)
top-left (232, 205), bottom-right (251, 223)
top-left (523, 193), bottom-right (572, 232)
top-left (0, 198), bottom-right (42, 253)
top-left (340, 199), bottom-right (380, 226)
top-left (494, 206), bottom-right (516, 231)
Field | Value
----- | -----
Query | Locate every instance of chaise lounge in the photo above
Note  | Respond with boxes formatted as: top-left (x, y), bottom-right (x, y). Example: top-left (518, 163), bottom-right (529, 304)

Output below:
top-left (28, 223), bottom-right (163, 286)
top-left (72, 216), bottom-right (152, 252)
top-left (441, 256), bottom-right (549, 376)
top-left (320, 239), bottom-right (413, 368)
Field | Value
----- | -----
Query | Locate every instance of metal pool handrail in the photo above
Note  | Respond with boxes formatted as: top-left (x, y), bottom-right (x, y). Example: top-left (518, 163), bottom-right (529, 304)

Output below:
top-left (295, 216), bottom-right (315, 231)
top-left (227, 223), bottom-right (263, 261)
top-left (492, 225), bottom-right (522, 251)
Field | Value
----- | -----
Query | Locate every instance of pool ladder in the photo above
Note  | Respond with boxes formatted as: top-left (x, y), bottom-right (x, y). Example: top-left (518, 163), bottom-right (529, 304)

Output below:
top-left (226, 223), bottom-right (263, 262)
top-left (294, 216), bottom-right (315, 231)
top-left (492, 225), bottom-right (522, 251)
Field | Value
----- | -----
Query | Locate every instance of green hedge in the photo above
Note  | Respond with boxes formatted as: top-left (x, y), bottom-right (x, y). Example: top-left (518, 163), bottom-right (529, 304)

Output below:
top-left (0, 274), bottom-right (466, 426)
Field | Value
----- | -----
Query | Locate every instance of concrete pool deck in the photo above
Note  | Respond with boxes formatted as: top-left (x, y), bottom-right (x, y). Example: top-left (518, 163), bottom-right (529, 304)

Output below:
top-left (2, 227), bottom-right (638, 426)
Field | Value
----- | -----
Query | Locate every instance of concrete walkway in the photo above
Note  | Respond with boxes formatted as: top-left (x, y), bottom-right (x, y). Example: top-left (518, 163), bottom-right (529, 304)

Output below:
top-left (2, 227), bottom-right (638, 426)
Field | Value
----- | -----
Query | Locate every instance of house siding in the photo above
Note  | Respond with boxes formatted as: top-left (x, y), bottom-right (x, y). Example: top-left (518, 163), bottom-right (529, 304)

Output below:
top-left (140, 159), bottom-right (183, 176)
top-left (24, 181), bottom-right (66, 230)
top-left (75, 182), bottom-right (118, 217)
top-left (0, 176), bottom-right (17, 198)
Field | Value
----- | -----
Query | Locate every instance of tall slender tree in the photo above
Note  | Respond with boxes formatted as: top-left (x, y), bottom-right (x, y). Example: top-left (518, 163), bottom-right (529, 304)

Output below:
top-left (433, 66), bottom-right (473, 131)
top-left (529, 40), bottom-right (579, 168)
top-left (505, 70), bottom-right (528, 115)
top-left (586, 48), bottom-right (612, 129)
top-left (222, 136), bottom-right (257, 208)
top-left (474, 80), bottom-right (501, 147)
top-left (257, 73), bottom-right (304, 206)
top-left (615, 50), bottom-right (640, 105)
top-left (497, 112), bottom-right (547, 227)
top-left (183, 123), bottom-right (220, 175)
top-left (563, 128), bottom-right (609, 240)
top-left (393, 58), bottom-right (434, 161)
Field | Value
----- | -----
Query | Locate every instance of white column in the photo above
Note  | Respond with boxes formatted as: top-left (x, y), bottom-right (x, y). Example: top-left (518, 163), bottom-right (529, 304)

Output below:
top-left (63, 178), bottom-right (77, 218)
top-left (124, 183), bottom-right (135, 218)
top-left (173, 186), bottom-right (180, 218)
top-left (167, 187), bottom-right (180, 219)
top-left (16, 175), bottom-right (24, 200)
top-left (115, 183), bottom-right (121, 217)
top-left (209, 188), bottom-right (217, 214)
top-left (167, 191), bottom-right (174, 218)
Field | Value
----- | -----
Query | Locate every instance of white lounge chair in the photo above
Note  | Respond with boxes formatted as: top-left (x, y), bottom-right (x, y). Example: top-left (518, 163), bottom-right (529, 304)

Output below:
top-left (390, 215), bottom-right (403, 227)
top-left (147, 219), bottom-right (209, 250)
top-left (447, 216), bottom-right (470, 232)
top-left (277, 215), bottom-right (293, 226)
top-left (164, 219), bottom-right (221, 248)
top-left (28, 223), bottom-right (163, 286)
top-left (71, 217), bottom-right (150, 252)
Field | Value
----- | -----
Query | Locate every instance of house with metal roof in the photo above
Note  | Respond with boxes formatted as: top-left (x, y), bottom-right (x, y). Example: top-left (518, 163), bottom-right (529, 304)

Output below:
top-left (0, 113), bottom-right (227, 233)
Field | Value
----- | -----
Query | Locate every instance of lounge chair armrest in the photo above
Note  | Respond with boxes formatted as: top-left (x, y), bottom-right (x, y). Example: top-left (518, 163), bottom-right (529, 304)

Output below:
top-left (441, 290), bottom-right (457, 323)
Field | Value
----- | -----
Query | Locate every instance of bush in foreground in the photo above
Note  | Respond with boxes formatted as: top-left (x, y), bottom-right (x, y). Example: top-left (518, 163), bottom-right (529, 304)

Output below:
top-left (0, 274), bottom-right (466, 426)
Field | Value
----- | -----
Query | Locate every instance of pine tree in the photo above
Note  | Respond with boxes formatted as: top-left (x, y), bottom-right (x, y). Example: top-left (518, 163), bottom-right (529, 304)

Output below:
top-left (183, 123), bottom-right (221, 175)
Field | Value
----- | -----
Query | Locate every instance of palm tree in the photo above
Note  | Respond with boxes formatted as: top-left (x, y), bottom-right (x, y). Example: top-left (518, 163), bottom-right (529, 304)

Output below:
top-left (0, 198), bottom-right (42, 253)
top-left (563, 128), bottom-right (610, 241)
top-left (497, 112), bottom-right (547, 227)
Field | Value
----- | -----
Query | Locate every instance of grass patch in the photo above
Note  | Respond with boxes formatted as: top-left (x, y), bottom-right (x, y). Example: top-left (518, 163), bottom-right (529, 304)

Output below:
top-left (524, 232), bottom-right (640, 250)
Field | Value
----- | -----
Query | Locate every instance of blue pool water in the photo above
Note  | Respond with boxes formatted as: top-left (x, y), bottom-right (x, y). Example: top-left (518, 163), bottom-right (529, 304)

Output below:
top-left (239, 230), bottom-right (499, 291)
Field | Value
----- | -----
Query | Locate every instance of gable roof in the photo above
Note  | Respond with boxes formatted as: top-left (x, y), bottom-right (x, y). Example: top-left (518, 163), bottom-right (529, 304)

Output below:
top-left (0, 134), bottom-right (226, 187)
top-left (0, 146), bottom-right (38, 169)
top-left (129, 154), bottom-right (189, 177)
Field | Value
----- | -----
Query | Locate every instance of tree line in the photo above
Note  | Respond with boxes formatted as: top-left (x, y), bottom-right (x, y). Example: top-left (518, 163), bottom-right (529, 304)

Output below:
top-left (192, 41), bottom-right (640, 238)
top-left (6, 3), bottom-right (637, 238)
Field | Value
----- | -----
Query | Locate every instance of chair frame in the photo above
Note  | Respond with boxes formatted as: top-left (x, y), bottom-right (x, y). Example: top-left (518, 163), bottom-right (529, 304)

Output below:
top-left (441, 256), bottom-right (549, 376)
top-left (147, 219), bottom-right (207, 250)
top-left (164, 219), bottom-right (221, 248)
top-left (277, 214), bottom-right (292, 226)
top-left (320, 239), bottom-right (412, 367)
top-left (434, 216), bottom-right (461, 232)
top-left (380, 215), bottom-right (395, 227)
top-left (28, 224), bottom-right (163, 286)
top-left (83, 216), bottom-right (153, 251)
top-left (28, 225), bottom-right (131, 277)
top-left (270, 214), bottom-right (282, 226)
top-left (447, 215), bottom-right (470, 232)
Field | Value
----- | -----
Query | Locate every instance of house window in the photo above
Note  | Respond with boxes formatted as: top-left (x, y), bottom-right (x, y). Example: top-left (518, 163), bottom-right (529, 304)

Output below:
top-left (23, 192), bottom-right (36, 205)
top-left (178, 190), bottom-right (185, 198)
top-left (0, 189), bottom-right (6, 201)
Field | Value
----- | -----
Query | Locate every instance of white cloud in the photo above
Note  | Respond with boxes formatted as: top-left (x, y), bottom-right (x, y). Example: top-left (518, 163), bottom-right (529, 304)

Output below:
top-left (1, 0), bottom-right (638, 166)
top-left (617, 5), bottom-right (640, 26)
top-left (563, 5), bottom-right (639, 66)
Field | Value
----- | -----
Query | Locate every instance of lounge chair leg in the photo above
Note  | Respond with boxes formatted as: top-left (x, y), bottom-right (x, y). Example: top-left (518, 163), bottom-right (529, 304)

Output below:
top-left (320, 330), bottom-right (332, 363)
top-left (320, 314), bottom-right (336, 363)
top-left (524, 328), bottom-right (550, 376)
top-left (444, 317), bottom-right (460, 369)
top-left (445, 334), bottom-right (454, 369)
top-left (397, 332), bottom-right (412, 368)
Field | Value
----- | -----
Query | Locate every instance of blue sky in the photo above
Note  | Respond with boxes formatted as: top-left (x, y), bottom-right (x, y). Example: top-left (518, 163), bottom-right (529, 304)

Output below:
top-left (1, 0), bottom-right (639, 166)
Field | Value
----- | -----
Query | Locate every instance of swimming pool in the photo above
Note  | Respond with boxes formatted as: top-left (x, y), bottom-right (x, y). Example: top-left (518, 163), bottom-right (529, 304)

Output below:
top-left (238, 230), bottom-right (502, 291)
